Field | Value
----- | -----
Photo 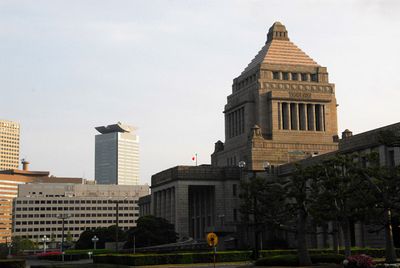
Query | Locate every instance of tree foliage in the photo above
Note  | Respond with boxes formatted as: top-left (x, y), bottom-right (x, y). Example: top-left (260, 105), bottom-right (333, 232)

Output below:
top-left (75, 225), bottom-right (127, 249)
top-left (124, 215), bottom-right (177, 248)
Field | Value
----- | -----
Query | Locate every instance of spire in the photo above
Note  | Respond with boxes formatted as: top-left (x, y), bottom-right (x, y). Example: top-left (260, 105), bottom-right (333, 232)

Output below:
top-left (267, 21), bottom-right (289, 42)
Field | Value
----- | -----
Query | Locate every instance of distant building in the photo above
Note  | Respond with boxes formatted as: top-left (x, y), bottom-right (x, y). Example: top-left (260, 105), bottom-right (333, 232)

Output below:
top-left (12, 183), bottom-right (149, 243)
top-left (95, 122), bottom-right (140, 185)
top-left (0, 161), bottom-right (83, 243)
top-left (0, 120), bottom-right (20, 170)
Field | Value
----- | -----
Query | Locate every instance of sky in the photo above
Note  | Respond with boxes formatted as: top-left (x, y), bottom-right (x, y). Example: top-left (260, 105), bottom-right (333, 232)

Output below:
top-left (1, 0), bottom-right (400, 185)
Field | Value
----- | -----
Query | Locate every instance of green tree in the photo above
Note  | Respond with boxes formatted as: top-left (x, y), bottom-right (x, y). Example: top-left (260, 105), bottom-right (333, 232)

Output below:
top-left (239, 166), bottom-right (316, 265)
top-left (124, 215), bottom-right (177, 248)
top-left (11, 236), bottom-right (37, 254)
top-left (309, 154), bottom-right (372, 257)
top-left (361, 152), bottom-right (400, 263)
top-left (75, 225), bottom-right (127, 249)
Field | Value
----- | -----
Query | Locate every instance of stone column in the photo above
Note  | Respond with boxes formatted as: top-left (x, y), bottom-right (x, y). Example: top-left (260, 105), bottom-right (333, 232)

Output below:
top-left (307, 104), bottom-right (315, 131)
top-left (291, 103), bottom-right (298, 130)
top-left (175, 184), bottom-right (190, 238)
top-left (282, 102), bottom-right (290, 130)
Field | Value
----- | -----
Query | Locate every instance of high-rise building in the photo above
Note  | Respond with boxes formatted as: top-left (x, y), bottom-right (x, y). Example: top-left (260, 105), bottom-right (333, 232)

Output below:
top-left (0, 120), bottom-right (20, 170)
top-left (95, 122), bottom-right (139, 185)
top-left (211, 22), bottom-right (339, 171)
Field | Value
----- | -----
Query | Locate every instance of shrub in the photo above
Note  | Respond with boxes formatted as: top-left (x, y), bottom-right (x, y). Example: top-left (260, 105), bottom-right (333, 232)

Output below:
top-left (344, 254), bottom-right (374, 268)
top-left (255, 255), bottom-right (299, 266)
top-left (0, 259), bottom-right (26, 268)
top-left (255, 253), bottom-right (345, 266)
top-left (94, 251), bottom-right (252, 266)
top-left (311, 253), bottom-right (345, 264)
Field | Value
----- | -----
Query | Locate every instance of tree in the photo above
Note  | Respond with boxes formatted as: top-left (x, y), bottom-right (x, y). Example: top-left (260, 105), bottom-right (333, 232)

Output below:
top-left (309, 154), bottom-right (372, 257)
top-left (361, 152), bottom-right (400, 263)
top-left (124, 215), bottom-right (177, 248)
top-left (239, 166), bottom-right (315, 265)
top-left (239, 174), bottom-right (288, 257)
top-left (11, 236), bottom-right (37, 254)
top-left (75, 225), bottom-right (127, 249)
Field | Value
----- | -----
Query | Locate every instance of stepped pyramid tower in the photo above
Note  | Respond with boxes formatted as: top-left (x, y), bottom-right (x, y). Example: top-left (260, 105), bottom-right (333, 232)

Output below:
top-left (211, 22), bottom-right (339, 171)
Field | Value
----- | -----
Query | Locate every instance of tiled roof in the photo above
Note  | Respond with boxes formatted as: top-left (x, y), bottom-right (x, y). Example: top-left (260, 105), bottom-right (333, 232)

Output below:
top-left (242, 22), bottom-right (319, 74)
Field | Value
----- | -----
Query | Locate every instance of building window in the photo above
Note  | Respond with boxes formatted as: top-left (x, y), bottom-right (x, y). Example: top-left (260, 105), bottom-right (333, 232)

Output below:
top-left (233, 209), bottom-right (237, 221)
top-left (388, 150), bottom-right (395, 167)
top-left (273, 72), bottom-right (280, 80)
top-left (301, 73), bottom-right (308, 81)
top-left (291, 73), bottom-right (298, 81)
top-left (311, 73), bottom-right (318, 82)
top-left (282, 72), bottom-right (289, 80)
top-left (232, 184), bottom-right (237, 196)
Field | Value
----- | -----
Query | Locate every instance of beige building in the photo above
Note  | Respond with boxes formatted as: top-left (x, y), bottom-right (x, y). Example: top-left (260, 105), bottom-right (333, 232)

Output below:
top-left (0, 161), bottom-right (83, 243)
top-left (211, 22), bottom-right (338, 171)
top-left (12, 183), bottom-right (149, 243)
top-left (0, 120), bottom-right (20, 170)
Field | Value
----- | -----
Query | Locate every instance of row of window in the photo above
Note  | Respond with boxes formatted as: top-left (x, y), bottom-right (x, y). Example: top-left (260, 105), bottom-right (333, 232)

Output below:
top-left (16, 199), bottom-right (137, 204)
top-left (273, 72), bottom-right (318, 82)
top-left (15, 220), bottom-right (134, 232)
top-left (279, 102), bottom-right (325, 131)
top-left (227, 107), bottom-right (245, 138)
top-left (235, 73), bottom-right (257, 90)
top-left (15, 220), bottom-right (135, 231)
top-left (15, 213), bottom-right (139, 218)
top-left (16, 206), bottom-right (138, 211)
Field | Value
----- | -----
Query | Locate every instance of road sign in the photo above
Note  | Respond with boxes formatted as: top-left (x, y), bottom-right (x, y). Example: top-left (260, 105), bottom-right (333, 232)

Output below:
top-left (207, 232), bottom-right (218, 247)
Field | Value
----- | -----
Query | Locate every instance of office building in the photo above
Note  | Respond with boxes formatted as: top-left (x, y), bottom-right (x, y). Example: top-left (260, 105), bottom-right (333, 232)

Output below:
top-left (95, 122), bottom-right (139, 185)
top-left (12, 183), bottom-right (149, 243)
top-left (0, 120), bottom-right (20, 170)
top-left (0, 161), bottom-right (83, 243)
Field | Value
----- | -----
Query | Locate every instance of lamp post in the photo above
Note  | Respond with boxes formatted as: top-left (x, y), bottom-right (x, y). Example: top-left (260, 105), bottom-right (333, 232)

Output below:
top-left (7, 242), bottom-right (12, 257)
top-left (42, 236), bottom-right (49, 253)
top-left (111, 199), bottom-right (126, 253)
top-left (56, 213), bottom-right (72, 258)
top-left (92, 235), bottom-right (99, 250)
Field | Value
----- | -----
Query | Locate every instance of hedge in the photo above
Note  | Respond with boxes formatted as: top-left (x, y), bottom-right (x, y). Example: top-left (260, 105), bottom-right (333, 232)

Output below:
top-left (0, 259), bottom-right (26, 268)
top-left (259, 248), bottom-right (400, 258)
top-left (255, 253), bottom-right (345, 266)
top-left (94, 251), bottom-right (252, 266)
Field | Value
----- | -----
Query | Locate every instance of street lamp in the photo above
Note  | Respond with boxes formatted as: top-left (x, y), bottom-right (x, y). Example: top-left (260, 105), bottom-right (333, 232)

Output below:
top-left (7, 242), bottom-right (12, 258)
top-left (56, 213), bottom-right (72, 257)
top-left (110, 198), bottom-right (127, 253)
top-left (92, 235), bottom-right (99, 250)
top-left (41, 236), bottom-right (49, 253)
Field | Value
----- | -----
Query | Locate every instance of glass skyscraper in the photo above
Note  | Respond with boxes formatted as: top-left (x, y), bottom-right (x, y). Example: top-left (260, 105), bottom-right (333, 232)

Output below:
top-left (95, 122), bottom-right (139, 185)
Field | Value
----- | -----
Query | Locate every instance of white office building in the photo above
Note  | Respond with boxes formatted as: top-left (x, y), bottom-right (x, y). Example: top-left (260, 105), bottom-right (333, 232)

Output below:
top-left (12, 183), bottom-right (149, 242)
top-left (95, 122), bottom-right (140, 185)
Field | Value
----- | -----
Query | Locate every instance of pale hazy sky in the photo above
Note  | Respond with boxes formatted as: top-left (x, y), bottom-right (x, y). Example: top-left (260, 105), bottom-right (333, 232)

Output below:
top-left (1, 0), bottom-right (400, 185)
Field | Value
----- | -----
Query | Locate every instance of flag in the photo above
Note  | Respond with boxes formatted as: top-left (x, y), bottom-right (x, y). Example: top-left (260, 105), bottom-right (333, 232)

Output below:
top-left (192, 154), bottom-right (197, 166)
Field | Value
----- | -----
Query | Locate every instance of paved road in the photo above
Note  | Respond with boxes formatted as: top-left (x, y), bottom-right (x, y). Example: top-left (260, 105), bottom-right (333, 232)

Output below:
top-left (24, 259), bottom-right (342, 268)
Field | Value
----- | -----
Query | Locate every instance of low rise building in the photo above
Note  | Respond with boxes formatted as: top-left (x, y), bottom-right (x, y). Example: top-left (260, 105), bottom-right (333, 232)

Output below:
top-left (12, 183), bottom-right (149, 243)
top-left (0, 161), bottom-right (83, 243)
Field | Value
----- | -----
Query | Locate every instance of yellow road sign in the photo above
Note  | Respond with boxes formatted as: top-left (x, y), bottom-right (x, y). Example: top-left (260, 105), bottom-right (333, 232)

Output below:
top-left (207, 232), bottom-right (218, 247)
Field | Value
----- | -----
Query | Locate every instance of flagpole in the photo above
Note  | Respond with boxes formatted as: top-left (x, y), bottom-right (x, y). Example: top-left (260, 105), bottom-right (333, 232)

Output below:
top-left (195, 153), bottom-right (198, 166)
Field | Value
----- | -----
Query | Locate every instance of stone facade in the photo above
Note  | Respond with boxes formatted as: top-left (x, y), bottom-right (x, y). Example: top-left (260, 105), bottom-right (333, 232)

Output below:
top-left (211, 22), bottom-right (338, 171)
top-left (149, 165), bottom-right (240, 241)
top-left (139, 22), bottom-right (400, 250)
